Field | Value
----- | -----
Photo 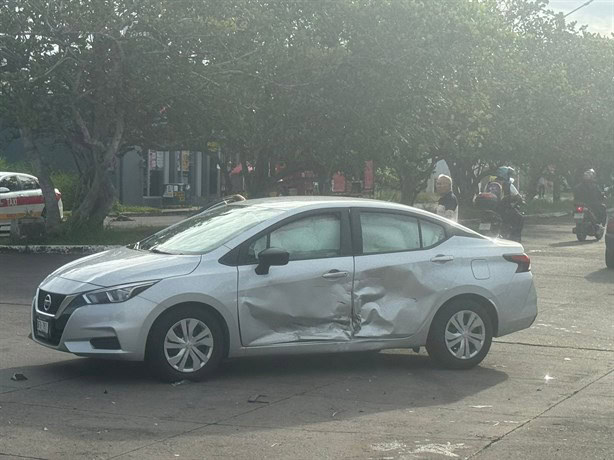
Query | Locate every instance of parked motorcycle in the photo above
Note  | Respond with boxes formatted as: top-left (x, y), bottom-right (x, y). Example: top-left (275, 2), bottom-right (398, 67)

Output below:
top-left (572, 203), bottom-right (604, 242)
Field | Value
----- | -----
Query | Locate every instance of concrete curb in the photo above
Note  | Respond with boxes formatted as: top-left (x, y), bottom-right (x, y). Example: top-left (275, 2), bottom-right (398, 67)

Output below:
top-left (0, 245), bottom-right (121, 255)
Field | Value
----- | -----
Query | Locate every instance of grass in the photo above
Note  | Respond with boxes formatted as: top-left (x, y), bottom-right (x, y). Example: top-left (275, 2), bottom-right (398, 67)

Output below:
top-left (110, 203), bottom-right (162, 215)
top-left (3, 226), bottom-right (165, 246)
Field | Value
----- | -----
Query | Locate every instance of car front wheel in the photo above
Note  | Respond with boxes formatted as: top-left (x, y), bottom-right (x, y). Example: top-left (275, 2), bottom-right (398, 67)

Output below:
top-left (426, 300), bottom-right (493, 369)
top-left (147, 306), bottom-right (224, 382)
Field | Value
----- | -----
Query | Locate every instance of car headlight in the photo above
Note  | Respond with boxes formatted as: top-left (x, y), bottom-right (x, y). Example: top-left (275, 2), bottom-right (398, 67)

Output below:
top-left (82, 281), bottom-right (158, 305)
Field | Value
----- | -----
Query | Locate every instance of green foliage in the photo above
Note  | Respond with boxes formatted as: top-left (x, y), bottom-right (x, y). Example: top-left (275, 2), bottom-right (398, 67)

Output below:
top-left (50, 171), bottom-right (78, 212)
top-left (0, 156), bottom-right (33, 174)
top-left (1, 0), bottom-right (612, 215)
top-left (110, 202), bottom-right (161, 215)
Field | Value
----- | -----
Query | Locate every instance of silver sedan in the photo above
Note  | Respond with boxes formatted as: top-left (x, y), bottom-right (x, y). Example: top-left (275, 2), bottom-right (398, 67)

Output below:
top-left (31, 197), bottom-right (537, 381)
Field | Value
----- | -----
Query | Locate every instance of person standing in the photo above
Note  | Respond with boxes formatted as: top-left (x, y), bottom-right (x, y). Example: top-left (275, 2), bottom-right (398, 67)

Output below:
top-left (435, 174), bottom-right (458, 222)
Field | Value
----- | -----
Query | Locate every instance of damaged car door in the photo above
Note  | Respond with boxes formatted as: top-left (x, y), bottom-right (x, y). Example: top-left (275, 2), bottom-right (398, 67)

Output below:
top-left (237, 210), bottom-right (354, 347)
top-left (351, 209), bottom-right (451, 338)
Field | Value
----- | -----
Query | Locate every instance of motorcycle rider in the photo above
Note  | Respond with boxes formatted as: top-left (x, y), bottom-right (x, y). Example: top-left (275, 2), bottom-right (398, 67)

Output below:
top-left (487, 166), bottom-right (524, 242)
top-left (574, 169), bottom-right (606, 225)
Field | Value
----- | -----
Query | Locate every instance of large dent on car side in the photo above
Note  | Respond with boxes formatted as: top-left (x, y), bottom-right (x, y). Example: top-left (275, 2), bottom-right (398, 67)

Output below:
top-left (351, 263), bottom-right (444, 338)
top-left (238, 271), bottom-right (353, 346)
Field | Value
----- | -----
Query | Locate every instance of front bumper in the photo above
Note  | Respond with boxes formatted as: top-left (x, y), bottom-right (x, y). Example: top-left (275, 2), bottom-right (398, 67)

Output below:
top-left (31, 290), bottom-right (157, 361)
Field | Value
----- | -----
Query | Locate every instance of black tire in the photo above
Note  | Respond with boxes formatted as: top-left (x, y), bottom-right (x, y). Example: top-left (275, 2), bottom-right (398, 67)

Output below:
top-left (147, 305), bottom-right (224, 382)
top-left (606, 248), bottom-right (614, 269)
top-left (426, 299), bottom-right (493, 370)
top-left (576, 231), bottom-right (586, 242)
top-left (595, 227), bottom-right (604, 241)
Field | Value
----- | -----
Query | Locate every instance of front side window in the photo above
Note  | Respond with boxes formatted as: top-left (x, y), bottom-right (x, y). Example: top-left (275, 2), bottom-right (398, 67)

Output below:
top-left (137, 204), bottom-right (283, 254)
top-left (0, 176), bottom-right (20, 192)
top-left (360, 212), bottom-right (420, 254)
top-left (248, 214), bottom-right (341, 262)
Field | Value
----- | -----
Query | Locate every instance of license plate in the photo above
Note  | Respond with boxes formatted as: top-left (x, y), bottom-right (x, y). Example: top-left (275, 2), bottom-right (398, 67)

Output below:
top-left (36, 318), bottom-right (49, 337)
top-left (479, 223), bottom-right (491, 231)
top-left (574, 213), bottom-right (584, 220)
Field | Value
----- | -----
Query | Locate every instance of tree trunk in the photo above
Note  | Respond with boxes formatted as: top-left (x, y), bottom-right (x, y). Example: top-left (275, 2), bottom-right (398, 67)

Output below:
top-left (19, 127), bottom-right (62, 235)
top-left (553, 175), bottom-right (561, 203)
top-left (399, 177), bottom-right (419, 205)
top-left (70, 164), bottom-right (115, 229)
top-left (447, 159), bottom-right (479, 209)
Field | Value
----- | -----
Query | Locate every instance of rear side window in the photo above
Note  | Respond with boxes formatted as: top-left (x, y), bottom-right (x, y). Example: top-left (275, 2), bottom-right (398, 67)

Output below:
top-left (20, 176), bottom-right (40, 190)
top-left (0, 175), bottom-right (20, 192)
top-left (360, 212), bottom-right (420, 254)
top-left (421, 220), bottom-right (446, 247)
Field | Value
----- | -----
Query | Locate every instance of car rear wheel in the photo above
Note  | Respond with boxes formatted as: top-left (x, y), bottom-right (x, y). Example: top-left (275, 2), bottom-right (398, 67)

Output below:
top-left (426, 299), bottom-right (493, 369)
top-left (606, 248), bottom-right (614, 269)
top-left (147, 305), bottom-right (224, 382)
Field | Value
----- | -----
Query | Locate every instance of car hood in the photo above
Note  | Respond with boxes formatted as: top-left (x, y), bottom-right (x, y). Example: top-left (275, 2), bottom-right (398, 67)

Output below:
top-left (48, 247), bottom-right (201, 287)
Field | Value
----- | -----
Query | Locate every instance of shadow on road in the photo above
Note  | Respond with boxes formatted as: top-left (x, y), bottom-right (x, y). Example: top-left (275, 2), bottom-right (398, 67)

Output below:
top-left (550, 240), bottom-right (600, 248)
top-left (1, 351), bottom-right (508, 412)
top-left (585, 268), bottom-right (614, 284)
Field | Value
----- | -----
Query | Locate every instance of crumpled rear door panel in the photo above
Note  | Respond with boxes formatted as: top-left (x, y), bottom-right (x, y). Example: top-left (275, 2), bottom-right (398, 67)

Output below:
top-left (352, 245), bottom-right (459, 338)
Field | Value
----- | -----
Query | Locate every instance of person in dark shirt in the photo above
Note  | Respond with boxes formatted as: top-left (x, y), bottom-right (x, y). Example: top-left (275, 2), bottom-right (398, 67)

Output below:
top-left (435, 174), bottom-right (458, 222)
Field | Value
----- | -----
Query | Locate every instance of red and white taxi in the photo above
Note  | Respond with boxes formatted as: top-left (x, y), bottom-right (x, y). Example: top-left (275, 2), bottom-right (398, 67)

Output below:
top-left (0, 172), bottom-right (63, 228)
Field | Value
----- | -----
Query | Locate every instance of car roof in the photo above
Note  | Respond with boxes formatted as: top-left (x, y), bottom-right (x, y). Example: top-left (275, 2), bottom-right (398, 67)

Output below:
top-left (0, 172), bottom-right (38, 180)
top-left (237, 196), bottom-right (442, 220)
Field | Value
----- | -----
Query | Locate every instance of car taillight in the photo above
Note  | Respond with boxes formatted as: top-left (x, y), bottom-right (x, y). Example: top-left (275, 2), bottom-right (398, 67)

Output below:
top-left (503, 253), bottom-right (531, 273)
top-left (575, 206), bottom-right (584, 213)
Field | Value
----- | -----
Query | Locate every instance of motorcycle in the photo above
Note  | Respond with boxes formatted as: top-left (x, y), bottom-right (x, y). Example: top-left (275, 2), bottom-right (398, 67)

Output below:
top-left (475, 192), bottom-right (523, 241)
top-left (572, 203), bottom-right (604, 242)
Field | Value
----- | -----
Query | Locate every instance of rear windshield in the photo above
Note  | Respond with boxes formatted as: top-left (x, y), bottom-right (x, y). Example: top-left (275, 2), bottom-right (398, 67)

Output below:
top-left (137, 205), bottom-right (283, 254)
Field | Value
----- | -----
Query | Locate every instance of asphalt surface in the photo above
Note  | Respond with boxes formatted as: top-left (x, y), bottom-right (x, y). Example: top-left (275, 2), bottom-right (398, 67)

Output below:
top-left (0, 217), bottom-right (612, 460)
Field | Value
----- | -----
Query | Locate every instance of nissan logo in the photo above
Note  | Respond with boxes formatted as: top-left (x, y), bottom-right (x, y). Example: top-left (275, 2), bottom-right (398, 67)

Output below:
top-left (43, 294), bottom-right (52, 312)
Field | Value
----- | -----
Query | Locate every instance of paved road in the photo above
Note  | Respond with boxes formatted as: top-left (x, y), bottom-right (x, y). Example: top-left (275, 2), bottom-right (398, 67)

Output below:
top-left (1, 218), bottom-right (612, 460)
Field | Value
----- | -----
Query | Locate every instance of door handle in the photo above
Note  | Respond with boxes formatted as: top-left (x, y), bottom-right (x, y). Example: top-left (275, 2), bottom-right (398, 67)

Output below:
top-left (322, 270), bottom-right (349, 279)
top-left (430, 255), bottom-right (454, 263)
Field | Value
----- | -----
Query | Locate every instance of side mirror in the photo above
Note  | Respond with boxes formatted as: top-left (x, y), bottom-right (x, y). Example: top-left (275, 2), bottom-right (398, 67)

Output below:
top-left (0, 187), bottom-right (9, 193)
top-left (255, 247), bottom-right (290, 275)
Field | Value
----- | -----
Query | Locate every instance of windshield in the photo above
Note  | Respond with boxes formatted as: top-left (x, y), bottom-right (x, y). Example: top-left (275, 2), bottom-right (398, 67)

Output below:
top-left (137, 205), bottom-right (283, 254)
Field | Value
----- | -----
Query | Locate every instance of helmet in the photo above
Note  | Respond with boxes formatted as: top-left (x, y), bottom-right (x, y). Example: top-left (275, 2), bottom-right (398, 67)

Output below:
top-left (583, 169), bottom-right (596, 182)
top-left (496, 166), bottom-right (515, 181)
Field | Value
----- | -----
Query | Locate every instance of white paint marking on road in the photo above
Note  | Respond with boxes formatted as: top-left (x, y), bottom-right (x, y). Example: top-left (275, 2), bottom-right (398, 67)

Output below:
top-left (470, 405), bottom-right (493, 408)
top-left (371, 441), bottom-right (467, 458)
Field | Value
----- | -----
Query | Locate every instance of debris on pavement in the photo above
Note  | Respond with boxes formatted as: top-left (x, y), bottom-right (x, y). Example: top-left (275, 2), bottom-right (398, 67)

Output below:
top-left (171, 380), bottom-right (189, 387)
top-left (10, 373), bottom-right (27, 381)
top-left (248, 394), bottom-right (269, 403)
top-left (470, 405), bottom-right (492, 409)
